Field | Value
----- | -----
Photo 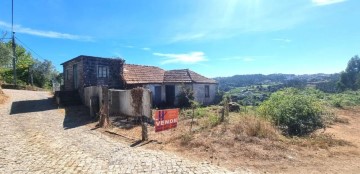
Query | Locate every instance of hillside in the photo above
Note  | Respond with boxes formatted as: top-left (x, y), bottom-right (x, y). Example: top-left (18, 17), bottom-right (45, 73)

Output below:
top-left (214, 73), bottom-right (340, 91)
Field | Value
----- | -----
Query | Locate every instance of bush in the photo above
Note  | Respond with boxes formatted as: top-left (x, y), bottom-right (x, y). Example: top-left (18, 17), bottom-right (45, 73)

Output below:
top-left (258, 88), bottom-right (324, 136)
top-left (177, 85), bottom-right (194, 108)
top-left (200, 113), bottom-right (221, 128)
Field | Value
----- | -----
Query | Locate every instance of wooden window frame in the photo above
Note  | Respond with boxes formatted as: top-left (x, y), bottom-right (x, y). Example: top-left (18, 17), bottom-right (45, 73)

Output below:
top-left (97, 65), bottom-right (109, 78)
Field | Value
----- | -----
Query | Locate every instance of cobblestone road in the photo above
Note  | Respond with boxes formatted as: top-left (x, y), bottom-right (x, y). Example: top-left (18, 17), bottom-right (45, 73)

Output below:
top-left (0, 90), bottom-right (248, 174)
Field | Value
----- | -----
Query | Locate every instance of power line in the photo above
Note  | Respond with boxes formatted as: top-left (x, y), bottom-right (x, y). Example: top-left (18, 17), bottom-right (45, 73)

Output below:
top-left (15, 37), bottom-right (46, 60)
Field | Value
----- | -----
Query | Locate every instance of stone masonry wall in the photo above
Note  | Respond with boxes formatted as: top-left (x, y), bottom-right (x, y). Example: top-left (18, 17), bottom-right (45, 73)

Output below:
top-left (82, 57), bottom-right (124, 89)
top-left (63, 58), bottom-right (83, 91)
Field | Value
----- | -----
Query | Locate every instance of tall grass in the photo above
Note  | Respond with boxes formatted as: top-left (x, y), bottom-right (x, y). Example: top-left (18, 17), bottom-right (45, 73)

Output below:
top-left (232, 115), bottom-right (279, 140)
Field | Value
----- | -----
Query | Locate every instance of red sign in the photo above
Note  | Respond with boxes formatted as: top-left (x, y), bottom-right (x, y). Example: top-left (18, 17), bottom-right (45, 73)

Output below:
top-left (154, 109), bottom-right (179, 132)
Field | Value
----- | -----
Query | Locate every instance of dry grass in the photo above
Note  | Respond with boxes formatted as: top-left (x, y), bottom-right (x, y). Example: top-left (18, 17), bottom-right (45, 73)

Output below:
top-left (288, 133), bottom-right (352, 150)
top-left (232, 115), bottom-right (279, 140)
top-left (334, 117), bottom-right (350, 124)
top-left (0, 88), bottom-right (8, 105)
top-left (101, 105), bottom-right (360, 173)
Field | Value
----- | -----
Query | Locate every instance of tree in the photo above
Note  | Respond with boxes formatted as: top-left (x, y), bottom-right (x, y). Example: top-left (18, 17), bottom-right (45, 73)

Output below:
top-left (0, 42), bottom-right (11, 67)
top-left (0, 32), bottom-right (12, 71)
top-left (32, 59), bottom-right (57, 88)
top-left (338, 55), bottom-right (360, 90)
top-left (4, 41), bottom-right (34, 69)
top-left (1, 40), bottom-right (34, 85)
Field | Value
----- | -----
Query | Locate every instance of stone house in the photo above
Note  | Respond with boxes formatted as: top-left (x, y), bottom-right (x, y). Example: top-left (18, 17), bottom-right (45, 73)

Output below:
top-left (123, 64), bottom-right (218, 107)
top-left (61, 55), bottom-right (124, 101)
top-left (61, 55), bottom-right (217, 107)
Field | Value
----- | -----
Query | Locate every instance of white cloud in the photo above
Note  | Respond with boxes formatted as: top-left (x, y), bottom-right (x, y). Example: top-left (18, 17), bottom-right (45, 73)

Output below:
top-left (153, 51), bottom-right (207, 64)
top-left (273, 38), bottom-right (292, 43)
top-left (0, 21), bottom-right (93, 41)
top-left (312, 0), bottom-right (346, 6)
top-left (142, 47), bottom-right (151, 51)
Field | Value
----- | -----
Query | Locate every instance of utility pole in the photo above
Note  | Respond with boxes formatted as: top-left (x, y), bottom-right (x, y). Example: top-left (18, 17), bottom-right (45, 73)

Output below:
top-left (12, 0), bottom-right (17, 86)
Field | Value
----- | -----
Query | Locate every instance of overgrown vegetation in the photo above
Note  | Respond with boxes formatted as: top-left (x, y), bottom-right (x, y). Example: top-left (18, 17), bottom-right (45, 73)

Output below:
top-left (258, 88), bottom-right (324, 136)
top-left (0, 34), bottom-right (59, 89)
top-left (177, 84), bottom-right (194, 108)
top-left (232, 115), bottom-right (279, 140)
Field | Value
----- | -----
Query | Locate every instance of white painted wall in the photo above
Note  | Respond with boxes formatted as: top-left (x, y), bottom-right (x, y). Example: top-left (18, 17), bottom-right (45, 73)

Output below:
top-left (192, 83), bottom-right (218, 105)
top-left (84, 86), bottom-right (152, 118)
top-left (109, 89), bottom-right (152, 118)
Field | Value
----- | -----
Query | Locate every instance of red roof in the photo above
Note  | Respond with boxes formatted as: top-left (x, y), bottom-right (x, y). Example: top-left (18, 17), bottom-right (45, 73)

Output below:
top-left (123, 64), bottom-right (165, 84)
top-left (123, 64), bottom-right (217, 84)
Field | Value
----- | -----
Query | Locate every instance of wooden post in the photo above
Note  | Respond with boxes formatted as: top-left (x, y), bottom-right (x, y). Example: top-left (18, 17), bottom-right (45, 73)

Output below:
top-left (141, 116), bottom-right (148, 141)
top-left (190, 107), bottom-right (195, 133)
top-left (99, 87), bottom-right (111, 128)
top-left (220, 107), bottom-right (225, 122)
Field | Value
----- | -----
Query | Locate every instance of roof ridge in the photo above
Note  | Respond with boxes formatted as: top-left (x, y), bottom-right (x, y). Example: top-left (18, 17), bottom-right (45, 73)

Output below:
top-left (124, 64), bottom-right (165, 70)
top-left (186, 69), bottom-right (193, 82)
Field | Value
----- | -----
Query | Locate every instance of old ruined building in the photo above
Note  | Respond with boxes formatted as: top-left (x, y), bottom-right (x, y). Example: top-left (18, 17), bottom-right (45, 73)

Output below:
top-left (61, 55), bottom-right (124, 104)
top-left (123, 64), bottom-right (218, 107)
top-left (60, 55), bottom-right (218, 107)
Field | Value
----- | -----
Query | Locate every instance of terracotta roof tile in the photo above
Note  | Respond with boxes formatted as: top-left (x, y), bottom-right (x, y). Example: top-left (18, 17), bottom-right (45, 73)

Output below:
top-left (123, 64), bottom-right (217, 84)
top-left (164, 70), bottom-right (192, 83)
top-left (123, 64), bottom-right (165, 84)
top-left (188, 70), bottom-right (217, 84)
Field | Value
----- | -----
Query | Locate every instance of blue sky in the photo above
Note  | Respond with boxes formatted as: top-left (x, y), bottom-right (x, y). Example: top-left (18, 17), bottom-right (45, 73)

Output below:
top-left (0, 0), bottom-right (359, 77)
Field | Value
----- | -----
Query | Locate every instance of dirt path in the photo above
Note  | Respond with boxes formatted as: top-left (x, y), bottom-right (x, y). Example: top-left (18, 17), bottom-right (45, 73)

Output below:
top-left (276, 108), bottom-right (360, 174)
top-left (0, 89), bottom-right (243, 174)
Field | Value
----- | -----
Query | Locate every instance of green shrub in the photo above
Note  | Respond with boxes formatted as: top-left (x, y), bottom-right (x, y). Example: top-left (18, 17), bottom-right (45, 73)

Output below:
top-left (195, 108), bottom-right (207, 118)
top-left (258, 88), bottom-right (324, 136)
top-left (200, 113), bottom-right (221, 128)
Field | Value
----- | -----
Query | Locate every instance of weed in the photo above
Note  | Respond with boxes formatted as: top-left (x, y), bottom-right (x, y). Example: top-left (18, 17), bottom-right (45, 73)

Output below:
top-left (180, 133), bottom-right (193, 146)
top-left (290, 133), bottom-right (352, 149)
top-left (232, 115), bottom-right (279, 140)
top-left (200, 113), bottom-right (221, 129)
top-left (334, 117), bottom-right (350, 124)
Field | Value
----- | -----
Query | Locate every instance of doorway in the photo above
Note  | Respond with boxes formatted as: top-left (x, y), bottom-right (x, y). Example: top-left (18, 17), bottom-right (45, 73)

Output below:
top-left (73, 64), bottom-right (78, 89)
top-left (154, 86), bottom-right (162, 106)
top-left (165, 85), bottom-right (175, 106)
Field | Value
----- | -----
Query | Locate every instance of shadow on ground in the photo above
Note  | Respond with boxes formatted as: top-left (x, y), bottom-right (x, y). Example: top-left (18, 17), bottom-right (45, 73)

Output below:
top-left (110, 116), bottom-right (141, 130)
top-left (10, 98), bottom-right (57, 115)
top-left (63, 105), bottom-right (96, 130)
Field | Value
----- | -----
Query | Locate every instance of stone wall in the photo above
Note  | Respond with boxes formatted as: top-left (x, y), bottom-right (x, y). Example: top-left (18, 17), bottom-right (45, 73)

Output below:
top-left (63, 58), bottom-right (83, 91)
top-left (82, 57), bottom-right (124, 89)
top-left (63, 56), bottom-right (124, 91)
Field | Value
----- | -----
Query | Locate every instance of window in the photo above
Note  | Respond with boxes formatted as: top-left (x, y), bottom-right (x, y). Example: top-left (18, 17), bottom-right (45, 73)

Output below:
top-left (205, 85), bottom-right (210, 98)
top-left (97, 66), bottom-right (109, 78)
top-left (66, 69), bottom-right (69, 80)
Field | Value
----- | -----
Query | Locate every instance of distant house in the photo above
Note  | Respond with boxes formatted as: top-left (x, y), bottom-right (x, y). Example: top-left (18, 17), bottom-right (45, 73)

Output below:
top-left (61, 55), bottom-right (124, 100)
top-left (61, 55), bottom-right (218, 107)
top-left (123, 64), bottom-right (218, 106)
